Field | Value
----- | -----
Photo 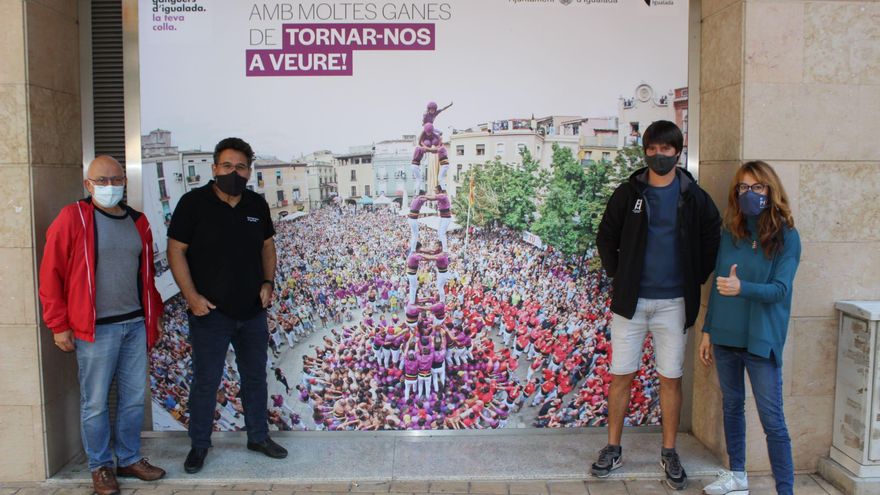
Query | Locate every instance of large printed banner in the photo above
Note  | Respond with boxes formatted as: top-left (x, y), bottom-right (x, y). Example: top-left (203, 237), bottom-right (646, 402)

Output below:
top-left (140, 0), bottom-right (689, 432)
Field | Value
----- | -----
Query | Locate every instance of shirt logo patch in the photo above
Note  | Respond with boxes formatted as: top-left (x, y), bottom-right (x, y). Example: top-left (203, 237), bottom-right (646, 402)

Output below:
top-left (246, 216), bottom-right (260, 223)
top-left (632, 199), bottom-right (643, 214)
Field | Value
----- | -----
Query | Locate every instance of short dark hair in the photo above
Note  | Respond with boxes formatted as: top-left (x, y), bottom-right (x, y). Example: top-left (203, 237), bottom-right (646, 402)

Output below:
top-left (213, 137), bottom-right (255, 166)
top-left (642, 120), bottom-right (683, 154)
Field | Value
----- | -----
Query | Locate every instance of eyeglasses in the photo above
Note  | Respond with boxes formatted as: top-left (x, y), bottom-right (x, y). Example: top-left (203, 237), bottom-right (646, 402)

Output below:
top-left (736, 183), bottom-right (767, 194)
top-left (88, 176), bottom-right (125, 186)
top-left (217, 162), bottom-right (250, 173)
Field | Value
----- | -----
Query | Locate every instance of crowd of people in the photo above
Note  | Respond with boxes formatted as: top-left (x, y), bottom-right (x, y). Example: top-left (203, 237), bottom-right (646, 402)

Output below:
top-left (150, 205), bottom-right (661, 431)
top-left (150, 296), bottom-right (258, 431)
top-left (443, 227), bottom-right (660, 428)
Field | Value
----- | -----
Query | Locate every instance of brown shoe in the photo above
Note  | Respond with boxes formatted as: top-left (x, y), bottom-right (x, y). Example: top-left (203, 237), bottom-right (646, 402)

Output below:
top-left (117, 457), bottom-right (166, 481)
top-left (91, 466), bottom-right (120, 495)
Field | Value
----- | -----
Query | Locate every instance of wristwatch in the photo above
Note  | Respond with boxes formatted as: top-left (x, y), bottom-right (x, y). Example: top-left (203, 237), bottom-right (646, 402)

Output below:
top-left (262, 280), bottom-right (274, 289)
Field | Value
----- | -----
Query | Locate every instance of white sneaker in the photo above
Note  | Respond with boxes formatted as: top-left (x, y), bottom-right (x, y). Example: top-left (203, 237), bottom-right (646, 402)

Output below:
top-left (703, 471), bottom-right (749, 495)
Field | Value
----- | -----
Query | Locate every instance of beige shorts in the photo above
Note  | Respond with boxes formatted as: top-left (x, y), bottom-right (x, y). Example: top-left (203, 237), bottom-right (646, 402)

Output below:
top-left (609, 297), bottom-right (687, 379)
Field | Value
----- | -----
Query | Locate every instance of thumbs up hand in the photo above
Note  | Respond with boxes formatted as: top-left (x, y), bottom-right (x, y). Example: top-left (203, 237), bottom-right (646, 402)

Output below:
top-left (716, 264), bottom-right (741, 296)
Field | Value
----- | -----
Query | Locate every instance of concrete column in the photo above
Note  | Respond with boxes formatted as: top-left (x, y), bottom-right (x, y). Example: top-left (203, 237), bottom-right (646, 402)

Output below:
top-left (693, 0), bottom-right (880, 473)
top-left (0, 0), bottom-right (84, 481)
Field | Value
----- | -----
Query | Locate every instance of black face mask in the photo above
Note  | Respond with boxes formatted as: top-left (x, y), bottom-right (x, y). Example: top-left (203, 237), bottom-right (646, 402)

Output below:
top-left (645, 154), bottom-right (679, 176)
top-left (215, 172), bottom-right (248, 196)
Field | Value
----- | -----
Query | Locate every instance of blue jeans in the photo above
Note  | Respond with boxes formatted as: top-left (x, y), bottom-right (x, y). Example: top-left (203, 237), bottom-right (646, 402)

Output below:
top-left (187, 309), bottom-right (269, 448)
top-left (75, 320), bottom-right (147, 471)
top-left (714, 345), bottom-right (794, 495)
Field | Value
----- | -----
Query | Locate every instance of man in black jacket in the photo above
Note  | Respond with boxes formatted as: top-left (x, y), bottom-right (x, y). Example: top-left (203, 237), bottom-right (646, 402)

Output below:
top-left (591, 121), bottom-right (720, 490)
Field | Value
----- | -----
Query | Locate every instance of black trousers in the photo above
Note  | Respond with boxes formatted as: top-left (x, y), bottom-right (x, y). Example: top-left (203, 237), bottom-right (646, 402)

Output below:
top-left (187, 309), bottom-right (269, 448)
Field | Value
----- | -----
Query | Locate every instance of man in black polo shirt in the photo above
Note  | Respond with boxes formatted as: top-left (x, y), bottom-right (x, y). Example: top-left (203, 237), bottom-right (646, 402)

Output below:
top-left (167, 137), bottom-right (287, 474)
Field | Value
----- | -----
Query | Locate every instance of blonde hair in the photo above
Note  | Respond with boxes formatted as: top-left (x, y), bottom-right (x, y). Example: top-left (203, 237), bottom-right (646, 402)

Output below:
top-left (723, 161), bottom-right (795, 257)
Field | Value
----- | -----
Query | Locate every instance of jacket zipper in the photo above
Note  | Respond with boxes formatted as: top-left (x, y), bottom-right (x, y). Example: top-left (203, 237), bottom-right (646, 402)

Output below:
top-left (76, 203), bottom-right (97, 325)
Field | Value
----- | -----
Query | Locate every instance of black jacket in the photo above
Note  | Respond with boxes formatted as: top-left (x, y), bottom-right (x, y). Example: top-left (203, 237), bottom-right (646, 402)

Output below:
top-left (597, 167), bottom-right (721, 330)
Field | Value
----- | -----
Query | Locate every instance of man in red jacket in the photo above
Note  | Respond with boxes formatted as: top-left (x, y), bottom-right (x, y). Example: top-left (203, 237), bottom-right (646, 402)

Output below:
top-left (39, 156), bottom-right (166, 495)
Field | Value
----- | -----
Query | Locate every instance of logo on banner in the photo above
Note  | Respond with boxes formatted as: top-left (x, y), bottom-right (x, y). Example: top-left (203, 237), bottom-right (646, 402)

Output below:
top-left (645, 0), bottom-right (675, 5)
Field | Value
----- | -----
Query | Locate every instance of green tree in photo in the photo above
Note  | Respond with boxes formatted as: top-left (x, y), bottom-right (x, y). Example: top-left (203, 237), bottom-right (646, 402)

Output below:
top-left (452, 149), bottom-right (545, 231)
top-left (602, 145), bottom-right (645, 198)
top-left (495, 148), bottom-right (545, 231)
top-left (452, 166), bottom-right (500, 228)
top-left (452, 144), bottom-right (644, 255)
top-left (582, 146), bottom-right (645, 249)
top-left (532, 144), bottom-right (594, 256)
top-left (581, 157), bottom-right (611, 247)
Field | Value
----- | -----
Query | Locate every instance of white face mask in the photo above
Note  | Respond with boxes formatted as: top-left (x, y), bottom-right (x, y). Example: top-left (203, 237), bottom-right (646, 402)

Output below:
top-left (92, 185), bottom-right (125, 208)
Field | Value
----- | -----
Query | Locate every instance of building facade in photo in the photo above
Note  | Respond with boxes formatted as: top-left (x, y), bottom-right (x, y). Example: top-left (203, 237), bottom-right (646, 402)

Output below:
top-left (140, 132), bottom-right (223, 256)
top-left (140, 154), bottom-right (185, 256)
top-left (334, 145), bottom-right (375, 200)
top-left (673, 87), bottom-right (690, 164)
top-left (253, 158), bottom-right (309, 217)
top-left (301, 150), bottom-right (338, 210)
top-left (448, 117), bottom-right (584, 198)
top-left (373, 136), bottom-right (417, 198)
top-left (141, 129), bottom-right (178, 158)
top-left (618, 83), bottom-right (676, 148)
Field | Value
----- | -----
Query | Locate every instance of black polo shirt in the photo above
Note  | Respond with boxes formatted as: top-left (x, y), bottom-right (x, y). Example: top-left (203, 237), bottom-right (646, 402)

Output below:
top-left (168, 181), bottom-right (275, 319)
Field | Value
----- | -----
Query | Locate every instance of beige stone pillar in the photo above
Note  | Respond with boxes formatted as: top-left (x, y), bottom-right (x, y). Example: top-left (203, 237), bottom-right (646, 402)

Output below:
top-left (0, 0), bottom-right (84, 481)
top-left (693, 0), bottom-right (880, 473)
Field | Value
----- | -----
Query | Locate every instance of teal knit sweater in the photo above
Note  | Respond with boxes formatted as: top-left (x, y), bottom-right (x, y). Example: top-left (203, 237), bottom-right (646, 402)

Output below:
top-left (703, 217), bottom-right (801, 366)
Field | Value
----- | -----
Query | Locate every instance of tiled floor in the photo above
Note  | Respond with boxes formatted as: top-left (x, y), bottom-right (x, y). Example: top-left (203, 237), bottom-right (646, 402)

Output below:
top-left (51, 433), bottom-right (724, 483)
top-left (0, 474), bottom-right (846, 494)
top-left (20, 433), bottom-right (851, 494)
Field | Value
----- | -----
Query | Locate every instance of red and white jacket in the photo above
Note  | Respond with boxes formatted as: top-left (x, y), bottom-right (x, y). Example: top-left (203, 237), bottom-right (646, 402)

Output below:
top-left (39, 198), bottom-right (164, 348)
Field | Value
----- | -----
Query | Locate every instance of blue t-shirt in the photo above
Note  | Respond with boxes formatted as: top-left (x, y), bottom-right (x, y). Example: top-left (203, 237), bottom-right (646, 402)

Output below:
top-left (639, 175), bottom-right (684, 299)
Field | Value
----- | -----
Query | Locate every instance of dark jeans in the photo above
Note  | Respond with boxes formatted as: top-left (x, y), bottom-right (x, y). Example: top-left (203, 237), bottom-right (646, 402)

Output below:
top-left (188, 309), bottom-right (269, 448)
top-left (714, 345), bottom-right (794, 495)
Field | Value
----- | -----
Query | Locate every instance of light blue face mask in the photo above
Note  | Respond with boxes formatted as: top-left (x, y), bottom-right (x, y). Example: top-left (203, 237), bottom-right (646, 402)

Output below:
top-left (738, 190), bottom-right (768, 216)
top-left (93, 185), bottom-right (125, 208)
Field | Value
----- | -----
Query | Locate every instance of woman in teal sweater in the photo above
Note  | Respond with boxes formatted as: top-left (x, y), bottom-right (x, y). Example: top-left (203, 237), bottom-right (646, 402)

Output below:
top-left (699, 161), bottom-right (801, 495)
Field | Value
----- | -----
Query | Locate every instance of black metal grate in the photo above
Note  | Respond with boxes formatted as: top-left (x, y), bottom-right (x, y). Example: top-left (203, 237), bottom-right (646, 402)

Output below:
top-left (91, 0), bottom-right (125, 167)
top-left (90, 0), bottom-right (124, 422)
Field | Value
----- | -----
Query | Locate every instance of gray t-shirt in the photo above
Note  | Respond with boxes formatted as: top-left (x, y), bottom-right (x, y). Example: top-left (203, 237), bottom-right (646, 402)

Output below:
top-left (94, 208), bottom-right (144, 322)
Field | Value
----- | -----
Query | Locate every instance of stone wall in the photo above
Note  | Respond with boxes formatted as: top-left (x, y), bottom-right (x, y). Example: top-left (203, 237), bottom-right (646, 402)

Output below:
top-left (0, 0), bottom-right (83, 481)
top-left (693, 0), bottom-right (880, 473)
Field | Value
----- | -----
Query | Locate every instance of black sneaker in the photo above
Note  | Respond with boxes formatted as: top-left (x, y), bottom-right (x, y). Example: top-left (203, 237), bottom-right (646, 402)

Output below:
top-left (660, 449), bottom-right (688, 490)
top-left (590, 444), bottom-right (622, 478)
